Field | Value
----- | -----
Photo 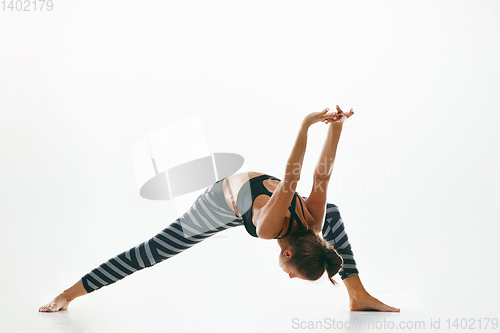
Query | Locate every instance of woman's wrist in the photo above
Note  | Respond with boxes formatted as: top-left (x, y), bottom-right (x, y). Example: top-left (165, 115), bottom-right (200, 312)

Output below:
top-left (300, 120), bottom-right (311, 130)
top-left (329, 122), bottom-right (343, 130)
top-left (327, 124), bottom-right (343, 140)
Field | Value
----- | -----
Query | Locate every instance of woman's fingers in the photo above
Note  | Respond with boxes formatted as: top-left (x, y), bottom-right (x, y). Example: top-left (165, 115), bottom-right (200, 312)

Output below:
top-left (319, 106), bottom-right (354, 125)
top-left (336, 106), bottom-right (354, 119)
top-left (319, 106), bottom-right (354, 124)
top-left (317, 108), bottom-right (330, 117)
top-left (336, 105), bottom-right (354, 116)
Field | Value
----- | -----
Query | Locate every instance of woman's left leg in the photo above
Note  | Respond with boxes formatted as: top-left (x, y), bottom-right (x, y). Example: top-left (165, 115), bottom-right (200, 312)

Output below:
top-left (39, 179), bottom-right (243, 312)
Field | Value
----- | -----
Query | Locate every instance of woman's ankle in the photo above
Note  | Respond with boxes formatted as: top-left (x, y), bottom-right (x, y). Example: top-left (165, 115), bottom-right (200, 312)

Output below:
top-left (343, 274), bottom-right (369, 299)
top-left (61, 281), bottom-right (88, 301)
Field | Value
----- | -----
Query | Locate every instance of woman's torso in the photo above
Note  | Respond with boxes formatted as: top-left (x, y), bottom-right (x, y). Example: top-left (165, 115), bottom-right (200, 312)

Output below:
top-left (222, 171), bottom-right (315, 237)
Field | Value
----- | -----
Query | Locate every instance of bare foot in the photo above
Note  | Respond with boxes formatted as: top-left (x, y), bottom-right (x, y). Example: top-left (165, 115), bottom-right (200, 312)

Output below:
top-left (39, 293), bottom-right (71, 312)
top-left (350, 294), bottom-right (400, 312)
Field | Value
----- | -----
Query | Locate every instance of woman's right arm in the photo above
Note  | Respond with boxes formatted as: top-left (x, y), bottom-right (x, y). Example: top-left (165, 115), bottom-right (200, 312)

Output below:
top-left (306, 105), bottom-right (354, 232)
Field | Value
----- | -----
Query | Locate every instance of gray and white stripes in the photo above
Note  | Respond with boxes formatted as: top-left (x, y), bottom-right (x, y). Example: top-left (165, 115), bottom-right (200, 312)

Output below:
top-left (80, 180), bottom-right (359, 293)
top-left (80, 180), bottom-right (244, 293)
top-left (321, 202), bottom-right (359, 279)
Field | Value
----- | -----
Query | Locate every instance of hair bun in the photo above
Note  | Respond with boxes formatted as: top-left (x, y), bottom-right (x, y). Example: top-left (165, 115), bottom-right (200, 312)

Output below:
top-left (324, 247), bottom-right (343, 279)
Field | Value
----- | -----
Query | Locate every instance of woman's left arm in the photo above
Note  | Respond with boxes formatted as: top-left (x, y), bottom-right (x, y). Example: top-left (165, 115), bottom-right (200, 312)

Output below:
top-left (255, 108), bottom-right (331, 239)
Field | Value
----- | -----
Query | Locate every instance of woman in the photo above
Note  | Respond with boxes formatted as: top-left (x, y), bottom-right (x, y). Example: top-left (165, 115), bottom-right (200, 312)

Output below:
top-left (39, 106), bottom-right (400, 312)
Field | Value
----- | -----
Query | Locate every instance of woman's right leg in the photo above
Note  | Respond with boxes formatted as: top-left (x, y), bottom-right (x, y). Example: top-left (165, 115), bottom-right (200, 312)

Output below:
top-left (39, 179), bottom-right (243, 312)
top-left (320, 201), bottom-right (399, 312)
top-left (320, 202), bottom-right (359, 280)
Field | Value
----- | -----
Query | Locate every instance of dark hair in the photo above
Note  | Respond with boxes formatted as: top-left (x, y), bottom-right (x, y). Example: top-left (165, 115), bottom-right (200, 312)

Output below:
top-left (287, 226), bottom-right (343, 285)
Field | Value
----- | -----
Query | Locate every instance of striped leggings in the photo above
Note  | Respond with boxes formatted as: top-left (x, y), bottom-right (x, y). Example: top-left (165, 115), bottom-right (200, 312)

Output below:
top-left (321, 202), bottom-right (359, 280)
top-left (80, 179), bottom-right (359, 293)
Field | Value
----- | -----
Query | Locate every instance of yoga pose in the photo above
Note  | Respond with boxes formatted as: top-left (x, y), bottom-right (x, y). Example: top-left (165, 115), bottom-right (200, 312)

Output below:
top-left (39, 106), bottom-right (400, 313)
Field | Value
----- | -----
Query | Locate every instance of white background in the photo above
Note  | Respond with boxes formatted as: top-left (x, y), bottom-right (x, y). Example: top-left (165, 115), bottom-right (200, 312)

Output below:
top-left (1, 0), bottom-right (499, 332)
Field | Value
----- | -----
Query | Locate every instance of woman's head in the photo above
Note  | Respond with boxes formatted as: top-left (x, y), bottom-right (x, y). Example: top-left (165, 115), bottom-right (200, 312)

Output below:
top-left (278, 226), bottom-right (343, 285)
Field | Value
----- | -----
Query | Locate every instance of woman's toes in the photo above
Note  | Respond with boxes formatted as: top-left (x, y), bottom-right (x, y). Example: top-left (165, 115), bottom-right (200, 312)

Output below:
top-left (388, 305), bottom-right (400, 312)
top-left (376, 300), bottom-right (400, 312)
top-left (39, 304), bottom-right (56, 312)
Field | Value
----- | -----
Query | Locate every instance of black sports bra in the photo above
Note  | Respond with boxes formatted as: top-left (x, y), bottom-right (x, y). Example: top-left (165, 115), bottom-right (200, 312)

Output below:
top-left (235, 174), bottom-right (306, 239)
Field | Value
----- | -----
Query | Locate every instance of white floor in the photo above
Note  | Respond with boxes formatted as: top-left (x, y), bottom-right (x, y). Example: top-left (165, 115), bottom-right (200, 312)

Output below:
top-left (5, 274), bottom-right (498, 333)
top-left (2, 222), bottom-right (498, 333)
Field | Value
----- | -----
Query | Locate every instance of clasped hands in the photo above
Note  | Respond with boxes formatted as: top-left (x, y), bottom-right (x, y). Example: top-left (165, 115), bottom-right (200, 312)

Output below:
top-left (302, 105), bottom-right (354, 128)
